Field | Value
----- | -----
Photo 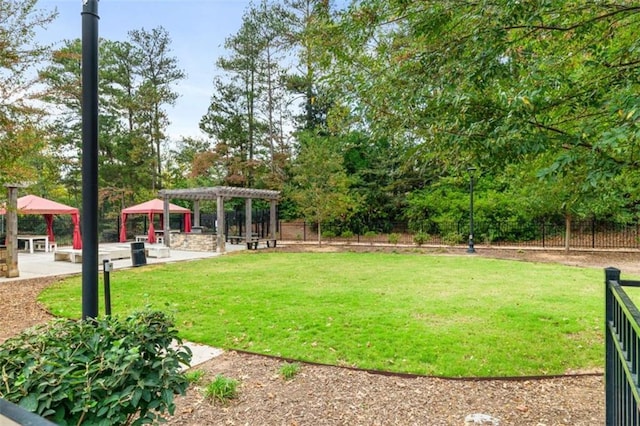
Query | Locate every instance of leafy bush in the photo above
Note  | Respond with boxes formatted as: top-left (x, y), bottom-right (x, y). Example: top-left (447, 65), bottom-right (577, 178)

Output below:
top-left (340, 230), bottom-right (354, 238)
top-left (388, 233), bottom-right (400, 245)
top-left (0, 310), bottom-right (192, 426)
top-left (413, 232), bottom-right (429, 246)
top-left (443, 232), bottom-right (465, 245)
top-left (322, 230), bottom-right (336, 239)
top-left (204, 375), bottom-right (238, 404)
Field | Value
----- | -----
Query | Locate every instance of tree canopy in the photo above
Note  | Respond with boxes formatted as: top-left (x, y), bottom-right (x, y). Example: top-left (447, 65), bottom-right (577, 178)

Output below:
top-left (3, 0), bottom-right (640, 238)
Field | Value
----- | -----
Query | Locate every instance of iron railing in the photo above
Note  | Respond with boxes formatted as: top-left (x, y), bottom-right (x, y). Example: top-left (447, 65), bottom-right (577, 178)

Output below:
top-left (5, 215), bottom-right (640, 250)
top-left (605, 267), bottom-right (640, 425)
top-left (279, 219), bottom-right (640, 250)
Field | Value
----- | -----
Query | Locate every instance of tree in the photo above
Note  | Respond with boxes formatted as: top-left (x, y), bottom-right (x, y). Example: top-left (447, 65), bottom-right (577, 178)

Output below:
top-left (282, 0), bottom-right (336, 132)
top-left (129, 26), bottom-right (185, 190)
top-left (288, 131), bottom-right (356, 244)
top-left (328, 0), bottom-right (640, 221)
top-left (203, 2), bottom-right (298, 189)
top-left (0, 0), bottom-right (56, 187)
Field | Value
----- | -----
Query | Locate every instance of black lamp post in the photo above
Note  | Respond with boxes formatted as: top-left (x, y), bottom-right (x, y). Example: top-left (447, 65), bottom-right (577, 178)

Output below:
top-left (467, 167), bottom-right (476, 254)
top-left (81, 0), bottom-right (100, 320)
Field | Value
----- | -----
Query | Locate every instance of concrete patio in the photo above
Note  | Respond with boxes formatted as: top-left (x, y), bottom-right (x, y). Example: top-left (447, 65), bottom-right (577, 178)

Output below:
top-left (0, 242), bottom-right (247, 282)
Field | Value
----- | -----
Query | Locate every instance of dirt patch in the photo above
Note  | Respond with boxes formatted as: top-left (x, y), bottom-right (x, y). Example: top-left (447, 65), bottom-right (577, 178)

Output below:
top-left (1, 245), bottom-right (626, 425)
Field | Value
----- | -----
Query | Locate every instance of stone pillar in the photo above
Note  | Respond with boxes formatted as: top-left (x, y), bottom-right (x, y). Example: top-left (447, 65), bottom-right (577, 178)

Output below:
top-left (5, 185), bottom-right (19, 277)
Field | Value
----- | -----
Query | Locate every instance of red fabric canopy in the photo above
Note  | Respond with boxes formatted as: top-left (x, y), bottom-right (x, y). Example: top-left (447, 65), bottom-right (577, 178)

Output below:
top-left (119, 199), bottom-right (191, 243)
top-left (0, 195), bottom-right (82, 249)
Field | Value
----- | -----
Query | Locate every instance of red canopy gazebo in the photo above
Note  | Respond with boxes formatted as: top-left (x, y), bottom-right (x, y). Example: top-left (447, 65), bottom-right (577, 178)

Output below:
top-left (119, 199), bottom-right (191, 243)
top-left (0, 195), bottom-right (82, 249)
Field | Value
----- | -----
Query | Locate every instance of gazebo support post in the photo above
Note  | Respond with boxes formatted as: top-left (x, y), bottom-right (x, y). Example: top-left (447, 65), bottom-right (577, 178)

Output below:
top-left (5, 185), bottom-right (19, 278)
top-left (245, 198), bottom-right (252, 246)
top-left (270, 200), bottom-right (277, 241)
top-left (163, 198), bottom-right (170, 247)
top-left (216, 195), bottom-right (225, 253)
top-left (193, 200), bottom-right (200, 227)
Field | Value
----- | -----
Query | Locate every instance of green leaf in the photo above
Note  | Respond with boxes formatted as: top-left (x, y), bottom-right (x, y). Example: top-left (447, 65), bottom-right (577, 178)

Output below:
top-left (19, 393), bottom-right (38, 412)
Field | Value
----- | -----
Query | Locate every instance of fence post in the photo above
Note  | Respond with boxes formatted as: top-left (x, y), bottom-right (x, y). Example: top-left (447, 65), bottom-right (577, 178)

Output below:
top-left (605, 267), bottom-right (621, 426)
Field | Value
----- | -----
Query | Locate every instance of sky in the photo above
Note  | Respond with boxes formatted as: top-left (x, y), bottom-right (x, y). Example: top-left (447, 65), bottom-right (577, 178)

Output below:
top-left (37, 0), bottom-right (254, 141)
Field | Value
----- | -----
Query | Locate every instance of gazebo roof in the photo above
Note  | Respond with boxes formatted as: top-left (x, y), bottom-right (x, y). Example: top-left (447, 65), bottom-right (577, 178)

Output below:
top-left (122, 198), bottom-right (190, 215)
top-left (0, 194), bottom-right (79, 215)
top-left (159, 186), bottom-right (280, 201)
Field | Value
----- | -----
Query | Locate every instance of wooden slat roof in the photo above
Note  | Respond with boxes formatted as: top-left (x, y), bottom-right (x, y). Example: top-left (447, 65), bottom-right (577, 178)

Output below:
top-left (159, 186), bottom-right (280, 201)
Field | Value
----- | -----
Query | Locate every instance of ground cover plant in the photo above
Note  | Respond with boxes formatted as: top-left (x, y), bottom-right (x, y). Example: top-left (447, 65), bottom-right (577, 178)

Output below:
top-left (39, 252), bottom-right (604, 377)
top-left (203, 375), bottom-right (238, 404)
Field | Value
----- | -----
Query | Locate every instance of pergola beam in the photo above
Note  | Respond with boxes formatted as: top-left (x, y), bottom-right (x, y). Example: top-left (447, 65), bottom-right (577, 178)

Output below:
top-left (159, 186), bottom-right (280, 201)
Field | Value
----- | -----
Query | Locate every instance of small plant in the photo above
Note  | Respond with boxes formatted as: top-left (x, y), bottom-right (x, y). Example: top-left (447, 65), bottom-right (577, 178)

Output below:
top-left (204, 375), bottom-right (239, 404)
top-left (279, 362), bottom-right (301, 380)
top-left (340, 230), bottom-right (354, 239)
top-left (413, 232), bottom-right (429, 246)
top-left (443, 232), bottom-right (464, 246)
top-left (185, 369), bottom-right (205, 384)
top-left (388, 233), bottom-right (400, 245)
top-left (363, 230), bottom-right (378, 245)
top-left (322, 230), bottom-right (336, 239)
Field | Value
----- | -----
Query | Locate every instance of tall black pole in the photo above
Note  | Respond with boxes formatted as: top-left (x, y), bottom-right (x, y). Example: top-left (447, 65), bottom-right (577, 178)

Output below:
top-left (467, 167), bottom-right (476, 254)
top-left (81, 0), bottom-right (100, 320)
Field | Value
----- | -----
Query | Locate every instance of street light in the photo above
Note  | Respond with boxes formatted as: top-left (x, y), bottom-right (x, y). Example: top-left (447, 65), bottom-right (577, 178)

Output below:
top-left (467, 167), bottom-right (477, 254)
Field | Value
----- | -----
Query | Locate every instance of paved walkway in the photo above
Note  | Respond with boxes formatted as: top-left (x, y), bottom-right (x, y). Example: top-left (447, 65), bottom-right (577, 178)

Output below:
top-left (0, 242), bottom-right (246, 369)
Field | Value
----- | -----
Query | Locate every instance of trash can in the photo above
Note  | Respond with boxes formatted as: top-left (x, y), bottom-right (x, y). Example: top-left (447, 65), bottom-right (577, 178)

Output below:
top-left (131, 242), bottom-right (146, 267)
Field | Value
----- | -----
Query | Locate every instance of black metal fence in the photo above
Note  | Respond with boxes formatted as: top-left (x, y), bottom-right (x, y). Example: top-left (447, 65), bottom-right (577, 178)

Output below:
top-left (280, 219), bottom-right (640, 249)
top-left (5, 214), bottom-right (640, 250)
top-left (605, 267), bottom-right (640, 425)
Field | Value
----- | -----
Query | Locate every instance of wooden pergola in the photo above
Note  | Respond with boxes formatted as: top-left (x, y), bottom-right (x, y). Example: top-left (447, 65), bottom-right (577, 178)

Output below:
top-left (158, 186), bottom-right (280, 252)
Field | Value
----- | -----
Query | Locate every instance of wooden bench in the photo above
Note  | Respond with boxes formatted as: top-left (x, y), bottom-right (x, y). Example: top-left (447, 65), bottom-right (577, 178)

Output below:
top-left (246, 238), bottom-right (260, 250)
top-left (228, 235), bottom-right (244, 244)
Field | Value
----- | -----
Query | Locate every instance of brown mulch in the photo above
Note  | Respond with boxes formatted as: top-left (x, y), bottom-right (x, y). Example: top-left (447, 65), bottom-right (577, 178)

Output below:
top-left (2, 245), bottom-right (632, 425)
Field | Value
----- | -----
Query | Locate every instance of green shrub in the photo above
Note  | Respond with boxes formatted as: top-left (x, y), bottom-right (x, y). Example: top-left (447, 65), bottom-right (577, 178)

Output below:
top-left (340, 230), bottom-right (354, 238)
top-left (322, 230), bottom-right (336, 239)
top-left (443, 232), bottom-right (464, 245)
top-left (279, 362), bottom-right (301, 380)
top-left (388, 233), bottom-right (400, 245)
top-left (363, 231), bottom-right (377, 238)
top-left (0, 310), bottom-right (192, 426)
top-left (204, 375), bottom-right (238, 404)
top-left (413, 232), bottom-right (429, 246)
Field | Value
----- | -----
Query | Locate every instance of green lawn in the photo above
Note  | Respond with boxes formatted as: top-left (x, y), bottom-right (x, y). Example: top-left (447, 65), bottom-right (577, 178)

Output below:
top-left (39, 252), bottom-right (605, 377)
